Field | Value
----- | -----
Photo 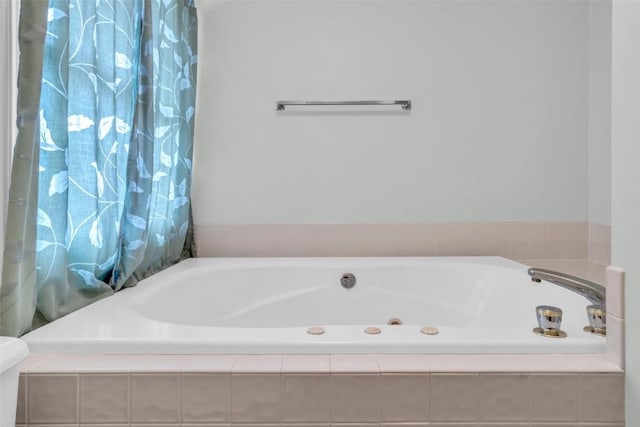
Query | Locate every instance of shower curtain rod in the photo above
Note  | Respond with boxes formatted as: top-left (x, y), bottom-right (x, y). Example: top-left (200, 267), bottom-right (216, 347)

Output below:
top-left (275, 100), bottom-right (412, 110)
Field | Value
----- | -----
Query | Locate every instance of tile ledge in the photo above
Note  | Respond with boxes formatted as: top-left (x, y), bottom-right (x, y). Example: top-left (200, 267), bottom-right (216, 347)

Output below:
top-left (19, 353), bottom-right (622, 374)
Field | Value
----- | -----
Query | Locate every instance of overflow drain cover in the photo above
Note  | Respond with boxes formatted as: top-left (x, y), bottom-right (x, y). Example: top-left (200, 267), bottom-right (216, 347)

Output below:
top-left (341, 273), bottom-right (356, 289)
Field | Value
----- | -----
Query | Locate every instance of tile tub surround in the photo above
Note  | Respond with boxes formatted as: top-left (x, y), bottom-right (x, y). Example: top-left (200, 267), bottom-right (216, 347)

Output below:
top-left (194, 222), bottom-right (613, 262)
top-left (15, 230), bottom-right (622, 426)
top-left (589, 223), bottom-right (612, 265)
top-left (16, 354), bottom-right (624, 427)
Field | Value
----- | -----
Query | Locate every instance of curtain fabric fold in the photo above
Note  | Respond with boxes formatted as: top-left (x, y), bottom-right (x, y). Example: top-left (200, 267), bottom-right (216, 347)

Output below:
top-left (0, 0), bottom-right (198, 336)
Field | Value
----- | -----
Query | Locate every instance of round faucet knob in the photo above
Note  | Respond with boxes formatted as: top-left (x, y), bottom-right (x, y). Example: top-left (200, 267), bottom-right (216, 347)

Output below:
top-left (585, 304), bottom-right (606, 336)
top-left (535, 305), bottom-right (566, 337)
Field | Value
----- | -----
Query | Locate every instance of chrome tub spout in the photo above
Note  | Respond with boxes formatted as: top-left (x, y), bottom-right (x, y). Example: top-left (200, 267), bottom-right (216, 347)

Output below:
top-left (527, 268), bottom-right (606, 306)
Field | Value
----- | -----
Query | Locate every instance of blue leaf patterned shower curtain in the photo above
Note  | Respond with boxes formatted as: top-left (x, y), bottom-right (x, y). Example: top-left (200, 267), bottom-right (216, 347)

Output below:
top-left (0, 0), bottom-right (198, 336)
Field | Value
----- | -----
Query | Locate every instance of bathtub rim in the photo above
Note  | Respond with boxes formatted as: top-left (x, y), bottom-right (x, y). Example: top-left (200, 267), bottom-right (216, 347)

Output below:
top-left (20, 256), bottom-right (608, 355)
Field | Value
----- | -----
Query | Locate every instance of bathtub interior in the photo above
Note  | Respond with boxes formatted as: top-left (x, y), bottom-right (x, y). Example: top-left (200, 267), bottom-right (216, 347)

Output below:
top-left (135, 258), bottom-right (595, 331)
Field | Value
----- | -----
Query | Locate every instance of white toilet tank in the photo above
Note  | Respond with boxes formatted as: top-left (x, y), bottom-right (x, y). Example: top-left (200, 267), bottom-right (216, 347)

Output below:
top-left (0, 337), bottom-right (29, 427)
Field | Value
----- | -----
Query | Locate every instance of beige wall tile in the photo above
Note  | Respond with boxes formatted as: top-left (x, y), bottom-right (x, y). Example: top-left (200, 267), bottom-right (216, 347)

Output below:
top-left (530, 240), bottom-right (552, 259)
top-left (589, 222), bottom-right (606, 243)
top-left (479, 373), bottom-right (531, 421)
top-left (430, 374), bottom-right (479, 421)
top-left (423, 355), bottom-right (478, 372)
top-left (282, 355), bottom-right (331, 373)
top-left (252, 224), bottom-right (318, 257)
top-left (529, 424), bottom-right (579, 427)
top-left (22, 425), bottom-right (80, 427)
top-left (331, 374), bottom-right (380, 422)
top-left (513, 223), bottom-right (534, 241)
top-left (575, 424), bottom-right (624, 427)
top-left (195, 222), bottom-right (594, 259)
top-left (430, 422), bottom-right (478, 427)
top-left (77, 354), bottom-right (189, 372)
top-left (606, 266), bottom-right (625, 318)
top-left (180, 425), bottom-right (231, 427)
top-left (473, 355), bottom-right (528, 372)
top-left (478, 424), bottom-right (530, 427)
top-left (194, 225), bottom-right (251, 257)
top-left (549, 238), bottom-right (569, 258)
top-left (27, 355), bottom-right (86, 373)
top-left (192, 224), bottom-right (220, 256)
top-left (231, 374), bottom-right (280, 422)
top-left (435, 238), bottom-right (457, 256)
top-left (567, 222), bottom-right (588, 241)
top-left (436, 223), bottom-right (474, 256)
top-left (79, 374), bottom-right (129, 423)
top-left (580, 373), bottom-right (625, 422)
top-left (393, 224), bottom-right (438, 256)
top-left (331, 424), bottom-right (380, 427)
top-left (376, 356), bottom-right (428, 373)
top-left (19, 353), bottom-right (51, 372)
top-left (16, 374), bottom-right (27, 425)
top-left (550, 222), bottom-right (571, 240)
top-left (359, 224), bottom-right (399, 256)
top-left (82, 425), bottom-right (129, 427)
top-left (530, 223), bottom-right (551, 241)
top-left (474, 223), bottom-right (513, 241)
top-left (233, 355), bottom-right (282, 373)
top-left (75, 355), bottom-right (147, 372)
top-left (130, 374), bottom-right (180, 423)
top-left (380, 374), bottom-right (429, 422)
top-left (130, 424), bottom-right (179, 427)
top-left (567, 222), bottom-right (589, 260)
top-left (281, 374), bottom-right (331, 422)
top-left (28, 374), bottom-right (78, 424)
top-left (589, 223), bottom-right (612, 264)
top-left (531, 374), bottom-right (579, 421)
top-left (331, 355), bottom-right (379, 373)
top-left (512, 240), bottom-right (532, 259)
top-left (567, 240), bottom-right (588, 259)
top-left (183, 355), bottom-right (237, 372)
top-left (381, 424), bottom-right (429, 427)
top-left (286, 224), bottom-right (326, 257)
top-left (606, 314), bottom-right (625, 369)
top-left (320, 224), bottom-right (363, 257)
top-left (472, 223), bottom-right (513, 258)
top-left (279, 424), bottom-right (329, 427)
top-left (181, 373), bottom-right (231, 422)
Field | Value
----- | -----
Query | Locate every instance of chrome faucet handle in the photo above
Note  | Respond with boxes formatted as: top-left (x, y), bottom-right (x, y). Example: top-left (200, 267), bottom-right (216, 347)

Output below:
top-left (584, 304), bottom-right (607, 337)
top-left (534, 305), bottom-right (567, 338)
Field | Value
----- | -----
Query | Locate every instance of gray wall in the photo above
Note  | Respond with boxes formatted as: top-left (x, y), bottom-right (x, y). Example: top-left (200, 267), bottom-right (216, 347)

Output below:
top-left (611, 1), bottom-right (640, 424)
top-left (588, 0), bottom-right (612, 226)
top-left (192, 0), bottom-right (593, 225)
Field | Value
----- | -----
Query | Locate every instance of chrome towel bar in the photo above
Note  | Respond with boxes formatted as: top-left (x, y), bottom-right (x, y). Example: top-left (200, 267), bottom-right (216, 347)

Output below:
top-left (276, 100), bottom-right (411, 110)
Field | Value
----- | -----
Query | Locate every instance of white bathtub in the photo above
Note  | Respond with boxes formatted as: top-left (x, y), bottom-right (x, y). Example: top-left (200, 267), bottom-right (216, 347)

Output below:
top-left (22, 257), bottom-right (606, 354)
